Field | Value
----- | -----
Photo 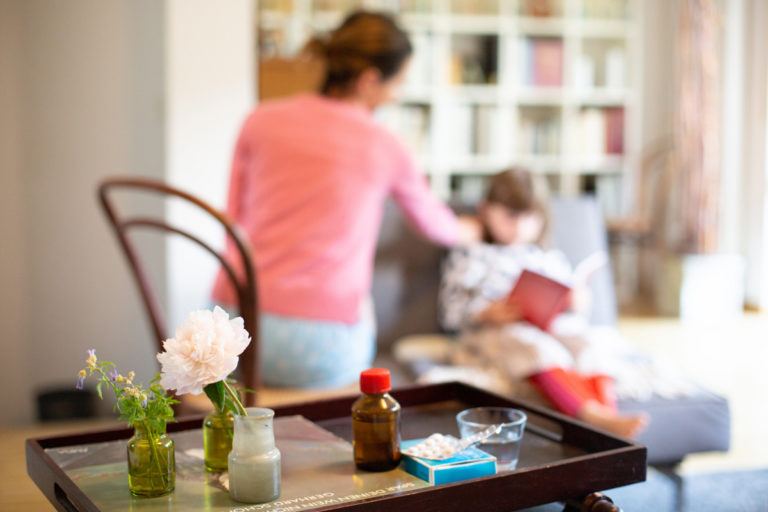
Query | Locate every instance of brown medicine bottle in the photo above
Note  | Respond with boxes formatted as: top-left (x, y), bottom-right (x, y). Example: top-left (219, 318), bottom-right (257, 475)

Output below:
top-left (352, 368), bottom-right (401, 471)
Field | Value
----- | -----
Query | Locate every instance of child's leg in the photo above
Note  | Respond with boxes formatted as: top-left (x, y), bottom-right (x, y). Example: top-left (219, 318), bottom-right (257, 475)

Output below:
top-left (528, 367), bottom-right (596, 417)
top-left (587, 374), bottom-right (617, 412)
top-left (528, 368), bottom-right (648, 439)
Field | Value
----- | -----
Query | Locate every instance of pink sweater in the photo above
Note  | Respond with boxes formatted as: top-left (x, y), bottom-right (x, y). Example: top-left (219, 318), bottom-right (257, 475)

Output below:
top-left (212, 94), bottom-right (459, 324)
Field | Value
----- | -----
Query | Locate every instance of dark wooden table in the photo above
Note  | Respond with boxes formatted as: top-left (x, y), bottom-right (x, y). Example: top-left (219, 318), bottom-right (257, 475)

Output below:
top-left (27, 382), bottom-right (646, 512)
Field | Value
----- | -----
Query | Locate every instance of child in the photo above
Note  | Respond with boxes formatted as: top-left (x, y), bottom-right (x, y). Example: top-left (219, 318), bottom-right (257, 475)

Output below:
top-left (438, 168), bottom-right (648, 438)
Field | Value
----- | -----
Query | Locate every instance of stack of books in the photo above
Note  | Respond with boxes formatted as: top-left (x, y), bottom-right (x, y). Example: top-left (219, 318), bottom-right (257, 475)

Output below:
top-left (520, 37), bottom-right (564, 87)
top-left (576, 107), bottom-right (624, 157)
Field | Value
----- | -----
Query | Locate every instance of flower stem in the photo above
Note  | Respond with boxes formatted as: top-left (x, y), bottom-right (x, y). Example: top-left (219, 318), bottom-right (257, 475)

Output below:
top-left (141, 421), bottom-right (168, 490)
top-left (222, 380), bottom-right (248, 416)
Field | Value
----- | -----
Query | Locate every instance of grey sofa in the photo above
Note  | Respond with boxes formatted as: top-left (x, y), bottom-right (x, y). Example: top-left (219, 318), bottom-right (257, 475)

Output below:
top-left (371, 197), bottom-right (730, 466)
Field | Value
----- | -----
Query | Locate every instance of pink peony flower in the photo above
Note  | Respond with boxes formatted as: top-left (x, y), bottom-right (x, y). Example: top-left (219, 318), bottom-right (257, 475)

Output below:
top-left (157, 306), bottom-right (251, 395)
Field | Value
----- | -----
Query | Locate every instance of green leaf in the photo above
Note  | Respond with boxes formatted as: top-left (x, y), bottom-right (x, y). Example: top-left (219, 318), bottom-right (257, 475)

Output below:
top-left (96, 382), bottom-right (103, 399)
top-left (203, 381), bottom-right (226, 413)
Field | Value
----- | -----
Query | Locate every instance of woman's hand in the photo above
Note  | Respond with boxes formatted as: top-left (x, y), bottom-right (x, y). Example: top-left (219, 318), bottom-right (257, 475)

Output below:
top-left (475, 299), bottom-right (523, 326)
top-left (456, 215), bottom-right (483, 245)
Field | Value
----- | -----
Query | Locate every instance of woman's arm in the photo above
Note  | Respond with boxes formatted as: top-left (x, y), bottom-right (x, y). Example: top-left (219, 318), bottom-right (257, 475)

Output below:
top-left (456, 215), bottom-right (483, 245)
top-left (389, 140), bottom-right (480, 246)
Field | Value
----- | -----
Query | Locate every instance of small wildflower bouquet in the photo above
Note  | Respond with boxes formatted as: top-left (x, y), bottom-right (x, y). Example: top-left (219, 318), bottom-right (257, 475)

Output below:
top-left (77, 349), bottom-right (177, 430)
top-left (76, 349), bottom-right (177, 496)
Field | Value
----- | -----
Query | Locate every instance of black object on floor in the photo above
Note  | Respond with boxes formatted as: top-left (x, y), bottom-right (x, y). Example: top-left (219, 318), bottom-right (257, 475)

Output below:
top-left (37, 388), bottom-right (97, 421)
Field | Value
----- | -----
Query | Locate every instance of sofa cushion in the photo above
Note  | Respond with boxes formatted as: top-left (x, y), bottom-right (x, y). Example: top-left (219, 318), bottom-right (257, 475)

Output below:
top-left (619, 389), bottom-right (731, 465)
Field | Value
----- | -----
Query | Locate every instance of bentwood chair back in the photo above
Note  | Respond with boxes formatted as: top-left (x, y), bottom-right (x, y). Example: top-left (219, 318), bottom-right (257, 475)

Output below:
top-left (98, 177), bottom-right (260, 405)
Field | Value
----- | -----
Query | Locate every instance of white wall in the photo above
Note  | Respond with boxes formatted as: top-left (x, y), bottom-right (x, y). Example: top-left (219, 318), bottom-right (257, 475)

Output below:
top-left (0, 0), bottom-right (254, 424)
top-left (740, 0), bottom-right (768, 306)
top-left (719, 0), bottom-right (745, 256)
top-left (0, 0), bottom-right (166, 423)
top-left (710, 0), bottom-right (768, 307)
top-left (164, 0), bottom-right (255, 331)
top-left (0, 0), bottom-right (31, 423)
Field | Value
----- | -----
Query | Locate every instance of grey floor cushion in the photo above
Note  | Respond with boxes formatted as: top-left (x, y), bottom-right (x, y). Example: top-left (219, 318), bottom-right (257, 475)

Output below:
top-left (619, 389), bottom-right (731, 465)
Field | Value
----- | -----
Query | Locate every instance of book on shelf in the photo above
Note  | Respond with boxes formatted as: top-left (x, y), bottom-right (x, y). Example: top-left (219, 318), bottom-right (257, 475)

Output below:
top-left (451, 35), bottom-right (498, 85)
top-left (444, 104), bottom-right (500, 158)
top-left (474, 105), bottom-right (500, 156)
top-left (401, 0), bottom-right (433, 13)
top-left (406, 33), bottom-right (432, 88)
top-left (604, 47), bottom-right (626, 89)
top-left (576, 107), bottom-right (624, 157)
top-left (449, 104), bottom-right (474, 157)
top-left (574, 55), bottom-right (596, 89)
top-left (519, 0), bottom-right (560, 17)
top-left (519, 114), bottom-right (560, 155)
top-left (261, 0), bottom-right (292, 12)
top-left (521, 37), bottom-right (563, 87)
top-left (582, 0), bottom-right (629, 20)
top-left (376, 104), bottom-right (431, 156)
top-left (451, 0), bottom-right (499, 15)
top-left (604, 107), bottom-right (624, 154)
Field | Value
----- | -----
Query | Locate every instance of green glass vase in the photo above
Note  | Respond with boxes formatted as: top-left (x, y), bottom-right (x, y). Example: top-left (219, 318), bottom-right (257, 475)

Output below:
top-left (127, 424), bottom-right (175, 497)
top-left (203, 409), bottom-right (234, 472)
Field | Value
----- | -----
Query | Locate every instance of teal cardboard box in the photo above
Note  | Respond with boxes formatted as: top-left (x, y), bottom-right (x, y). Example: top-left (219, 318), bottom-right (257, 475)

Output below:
top-left (401, 438), bottom-right (497, 485)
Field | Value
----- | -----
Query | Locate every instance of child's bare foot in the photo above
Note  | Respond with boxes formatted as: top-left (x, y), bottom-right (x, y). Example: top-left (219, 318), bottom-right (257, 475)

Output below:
top-left (578, 401), bottom-right (649, 439)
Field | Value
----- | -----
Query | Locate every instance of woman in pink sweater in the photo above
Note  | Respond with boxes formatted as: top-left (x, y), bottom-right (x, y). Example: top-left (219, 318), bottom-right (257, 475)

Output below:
top-left (213, 11), bottom-right (475, 388)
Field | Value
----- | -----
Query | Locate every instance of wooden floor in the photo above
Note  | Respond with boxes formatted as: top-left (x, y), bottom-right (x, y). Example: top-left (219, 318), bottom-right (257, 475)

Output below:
top-left (617, 311), bottom-right (768, 475)
top-left (6, 312), bottom-right (767, 509)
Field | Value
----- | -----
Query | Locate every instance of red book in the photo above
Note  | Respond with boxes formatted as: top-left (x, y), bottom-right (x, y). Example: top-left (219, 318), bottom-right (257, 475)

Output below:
top-left (604, 107), bottom-right (624, 154)
top-left (532, 38), bottom-right (563, 87)
top-left (507, 269), bottom-right (571, 331)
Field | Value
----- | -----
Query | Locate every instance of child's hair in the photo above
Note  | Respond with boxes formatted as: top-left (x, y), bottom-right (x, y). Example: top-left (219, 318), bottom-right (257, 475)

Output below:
top-left (305, 11), bottom-right (412, 97)
top-left (483, 168), bottom-right (551, 245)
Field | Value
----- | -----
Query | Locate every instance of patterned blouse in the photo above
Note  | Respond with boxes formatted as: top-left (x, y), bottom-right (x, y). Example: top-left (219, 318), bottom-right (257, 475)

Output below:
top-left (438, 243), bottom-right (572, 331)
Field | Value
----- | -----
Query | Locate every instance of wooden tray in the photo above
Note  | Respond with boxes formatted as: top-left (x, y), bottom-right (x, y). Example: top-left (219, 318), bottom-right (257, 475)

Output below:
top-left (27, 382), bottom-right (646, 512)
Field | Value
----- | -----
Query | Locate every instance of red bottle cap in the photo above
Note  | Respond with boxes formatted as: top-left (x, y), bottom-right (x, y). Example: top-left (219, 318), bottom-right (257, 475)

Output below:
top-left (360, 368), bottom-right (391, 394)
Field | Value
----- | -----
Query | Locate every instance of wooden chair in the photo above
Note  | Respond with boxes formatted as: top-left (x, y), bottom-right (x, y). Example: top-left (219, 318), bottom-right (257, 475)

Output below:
top-left (604, 138), bottom-right (675, 307)
top-left (98, 177), bottom-right (260, 407)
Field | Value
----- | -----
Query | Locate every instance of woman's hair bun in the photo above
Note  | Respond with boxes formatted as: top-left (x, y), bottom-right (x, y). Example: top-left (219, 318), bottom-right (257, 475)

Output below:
top-left (303, 36), bottom-right (329, 59)
top-left (304, 10), bottom-right (412, 96)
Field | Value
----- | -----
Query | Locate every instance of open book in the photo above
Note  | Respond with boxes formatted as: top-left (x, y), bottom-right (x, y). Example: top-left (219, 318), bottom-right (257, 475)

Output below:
top-left (507, 251), bottom-right (608, 331)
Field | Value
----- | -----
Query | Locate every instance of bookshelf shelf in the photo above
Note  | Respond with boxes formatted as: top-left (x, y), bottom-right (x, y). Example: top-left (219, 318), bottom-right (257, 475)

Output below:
top-left (516, 17), bottom-right (568, 35)
top-left (446, 86), bottom-right (501, 102)
top-left (401, 13), bottom-right (434, 30)
top-left (256, 0), bottom-right (641, 214)
top-left (517, 89), bottom-right (567, 104)
top-left (578, 20), bottom-right (635, 38)
top-left (446, 15), bottom-right (503, 33)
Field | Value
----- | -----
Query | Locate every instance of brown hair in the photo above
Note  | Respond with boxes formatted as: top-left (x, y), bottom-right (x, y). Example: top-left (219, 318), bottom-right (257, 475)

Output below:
top-left (305, 11), bottom-right (412, 97)
top-left (483, 168), bottom-right (551, 244)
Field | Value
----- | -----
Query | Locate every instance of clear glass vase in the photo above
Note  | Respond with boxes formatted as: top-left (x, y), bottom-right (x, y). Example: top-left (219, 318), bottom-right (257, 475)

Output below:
top-left (228, 407), bottom-right (281, 504)
top-left (203, 409), bottom-right (234, 472)
top-left (127, 424), bottom-right (175, 497)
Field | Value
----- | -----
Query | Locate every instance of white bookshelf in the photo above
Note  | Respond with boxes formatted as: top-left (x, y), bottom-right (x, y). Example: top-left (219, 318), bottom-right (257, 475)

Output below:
top-left (257, 0), bottom-right (641, 214)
